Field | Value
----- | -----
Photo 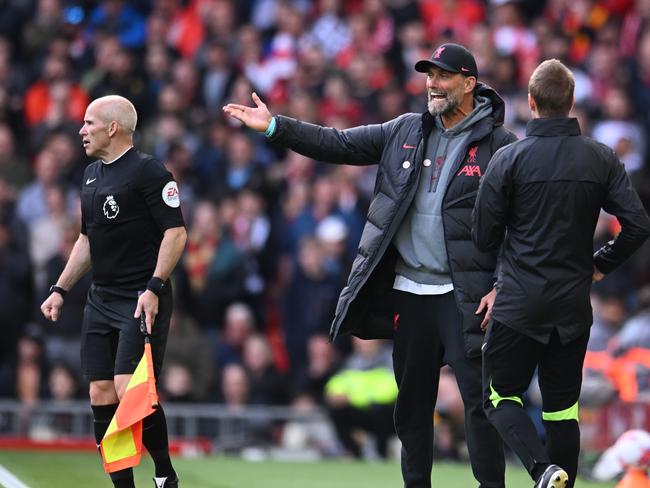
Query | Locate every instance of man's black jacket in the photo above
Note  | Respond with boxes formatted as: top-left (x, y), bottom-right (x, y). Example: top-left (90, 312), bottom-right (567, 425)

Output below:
top-left (270, 83), bottom-right (516, 357)
top-left (473, 117), bottom-right (650, 344)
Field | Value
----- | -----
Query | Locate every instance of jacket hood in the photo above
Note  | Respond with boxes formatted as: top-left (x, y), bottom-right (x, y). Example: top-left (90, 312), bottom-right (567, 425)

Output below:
top-left (442, 94), bottom-right (493, 135)
top-left (474, 82), bottom-right (506, 126)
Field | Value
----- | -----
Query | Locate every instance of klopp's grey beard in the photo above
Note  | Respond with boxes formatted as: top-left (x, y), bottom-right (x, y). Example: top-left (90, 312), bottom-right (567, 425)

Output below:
top-left (427, 90), bottom-right (462, 117)
top-left (428, 97), bottom-right (459, 117)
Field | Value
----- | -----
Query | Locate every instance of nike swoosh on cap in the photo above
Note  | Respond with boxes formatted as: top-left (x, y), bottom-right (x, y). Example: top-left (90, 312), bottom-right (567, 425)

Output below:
top-left (461, 67), bottom-right (470, 72)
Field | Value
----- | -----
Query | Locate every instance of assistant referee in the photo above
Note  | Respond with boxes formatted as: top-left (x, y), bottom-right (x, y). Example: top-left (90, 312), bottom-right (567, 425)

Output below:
top-left (41, 95), bottom-right (187, 488)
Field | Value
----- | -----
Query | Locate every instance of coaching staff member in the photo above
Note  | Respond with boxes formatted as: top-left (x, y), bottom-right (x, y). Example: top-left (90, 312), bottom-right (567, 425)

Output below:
top-left (225, 43), bottom-right (516, 488)
top-left (473, 59), bottom-right (650, 488)
top-left (41, 95), bottom-right (186, 488)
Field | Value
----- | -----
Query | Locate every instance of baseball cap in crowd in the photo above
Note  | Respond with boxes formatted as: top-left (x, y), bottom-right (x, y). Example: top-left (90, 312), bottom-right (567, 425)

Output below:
top-left (415, 43), bottom-right (478, 78)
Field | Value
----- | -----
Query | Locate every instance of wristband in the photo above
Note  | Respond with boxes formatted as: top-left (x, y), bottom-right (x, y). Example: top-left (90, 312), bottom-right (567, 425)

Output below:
top-left (264, 116), bottom-right (277, 137)
top-left (146, 277), bottom-right (166, 296)
top-left (49, 285), bottom-right (67, 298)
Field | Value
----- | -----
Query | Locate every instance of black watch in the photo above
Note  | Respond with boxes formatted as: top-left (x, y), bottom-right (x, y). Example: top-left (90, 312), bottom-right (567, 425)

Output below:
top-left (49, 285), bottom-right (67, 298)
top-left (146, 277), bottom-right (166, 296)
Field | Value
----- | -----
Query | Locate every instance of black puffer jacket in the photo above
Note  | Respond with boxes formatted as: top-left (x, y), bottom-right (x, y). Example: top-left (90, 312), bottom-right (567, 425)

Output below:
top-left (270, 83), bottom-right (517, 357)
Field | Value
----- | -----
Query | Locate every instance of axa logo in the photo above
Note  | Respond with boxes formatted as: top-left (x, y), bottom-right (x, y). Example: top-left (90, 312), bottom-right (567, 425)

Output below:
top-left (103, 195), bottom-right (119, 219)
top-left (433, 46), bottom-right (446, 59)
top-left (457, 165), bottom-right (482, 177)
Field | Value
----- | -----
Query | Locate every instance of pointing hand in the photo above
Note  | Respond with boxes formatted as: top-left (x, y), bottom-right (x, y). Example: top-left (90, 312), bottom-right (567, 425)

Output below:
top-left (222, 92), bottom-right (273, 132)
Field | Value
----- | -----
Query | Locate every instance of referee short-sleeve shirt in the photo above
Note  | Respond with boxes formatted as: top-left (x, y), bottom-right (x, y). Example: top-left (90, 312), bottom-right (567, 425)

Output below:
top-left (80, 148), bottom-right (185, 290)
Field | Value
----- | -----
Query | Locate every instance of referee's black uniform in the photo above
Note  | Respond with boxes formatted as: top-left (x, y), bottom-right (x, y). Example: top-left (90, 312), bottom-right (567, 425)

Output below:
top-left (80, 147), bottom-right (184, 380)
top-left (473, 117), bottom-right (650, 486)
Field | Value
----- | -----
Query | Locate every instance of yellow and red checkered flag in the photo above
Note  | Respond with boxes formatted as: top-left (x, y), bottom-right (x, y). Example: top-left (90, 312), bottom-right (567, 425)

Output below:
top-left (100, 340), bottom-right (159, 473)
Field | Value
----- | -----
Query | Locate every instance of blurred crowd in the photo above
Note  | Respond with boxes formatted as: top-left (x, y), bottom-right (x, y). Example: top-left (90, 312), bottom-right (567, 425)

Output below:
top-left (1, 0), bottom-right (650, 459)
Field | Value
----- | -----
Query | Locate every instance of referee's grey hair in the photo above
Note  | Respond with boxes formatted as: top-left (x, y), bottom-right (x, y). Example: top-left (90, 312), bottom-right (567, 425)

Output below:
top-left (88, 95), bottom-right (138, 134)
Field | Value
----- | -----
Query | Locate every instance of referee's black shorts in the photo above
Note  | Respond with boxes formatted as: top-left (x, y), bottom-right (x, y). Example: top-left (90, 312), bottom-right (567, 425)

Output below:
top-left (80, 284), bottom-right (172, 381)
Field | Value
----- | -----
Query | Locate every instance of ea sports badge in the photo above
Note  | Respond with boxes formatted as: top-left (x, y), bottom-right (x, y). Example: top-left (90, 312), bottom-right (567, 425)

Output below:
top-left (162, 181), bottom-right (180, 208)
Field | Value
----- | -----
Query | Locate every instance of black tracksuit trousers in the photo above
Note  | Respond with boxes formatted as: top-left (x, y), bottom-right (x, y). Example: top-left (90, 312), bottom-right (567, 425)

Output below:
top-left (392, 291), bottom-right (505, 488)
top-left (482, 320), bottom-right (590, 488)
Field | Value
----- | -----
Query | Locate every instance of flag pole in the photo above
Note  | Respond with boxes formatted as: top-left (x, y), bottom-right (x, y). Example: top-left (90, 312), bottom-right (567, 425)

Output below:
top-left (139, 293), bottom-right (159, 409)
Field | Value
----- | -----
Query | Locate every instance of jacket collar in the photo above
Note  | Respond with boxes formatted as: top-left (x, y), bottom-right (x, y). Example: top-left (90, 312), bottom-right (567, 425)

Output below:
top-left (526, 117), bottom-right (581, 137)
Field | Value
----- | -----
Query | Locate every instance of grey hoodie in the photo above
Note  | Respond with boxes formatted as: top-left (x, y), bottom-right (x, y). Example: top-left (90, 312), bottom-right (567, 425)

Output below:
top-left (393, 96), bottom-right (493, 287)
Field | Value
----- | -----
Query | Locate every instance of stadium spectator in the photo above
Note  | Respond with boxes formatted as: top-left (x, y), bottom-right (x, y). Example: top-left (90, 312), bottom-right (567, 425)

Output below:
top-left (199, 41), bottom-right (235, 116)
top-left (418, 0), bottom-right (485, 46)
top-left (40, 131), bottom-right (85, 188)
top-left (13, 327), bottom-right (48, 439)
top-left (27, 184), bottom-right (72, 290)
top-left (79, 36), bottom-right (123, 99)
top-left (291, 333), bottom-right (340, 404)
top-left (490, 0), bottom-right (539, 86)
top-left (589, 293), bottom-right (628, 353)
top-left (143, 43), bottom-right (175, 114)
top-left (14, 149), bottom-right (77, 225)
top-left (433, 366), bottom-right (465, 460)
top-left (220, 363), bottom-right (249, 408)
top-left (192, 119), bottom-right (229, 190)
top-left (40, 219), bottom-right (90, 371)
top-left (161, 310), bottom-right (215, 402)
top-left (0, 214), bottom-right (33, 391)
top-left (606, 286), bottom-right (650, 403)
top-left (47, 361), bottom-right (81, 401)
top-left (159, 362), bottom-right (194, 403)
top-left (325, 337), bottom-right (396, 459)
top-left (314, 215), bottom-right (350, 277)
top-left (20, 0), bottom-right (65, 69)
top-left (85, 0), bottom-right (146, 50)
top-left (0, 123), bottom-right (30, 201)
top-left (310, 0), bottom-right (351, 60)
top-left (628, 27), bottom-right (650, 133)
top-left (282, 237), bottom-right (340, 371)
top-left (281, 391), bottom-right (340, 457)
top-left (214, 302), bottom-right (256, 369)
top-left (591, 86), bottom-right (646, 174)
top-left (177, 200), bottom-right (246, 330)
top-left (23, 54), bottom-right (88, 128)
top-left (87, 43), bottom-right (148, 120)
top-left (242, 333), bottom-right (290, 405)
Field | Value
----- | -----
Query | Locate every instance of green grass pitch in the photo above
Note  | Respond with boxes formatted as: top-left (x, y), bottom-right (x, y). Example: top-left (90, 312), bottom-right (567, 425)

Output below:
top-left (0, 451), bottom-right (617, 487)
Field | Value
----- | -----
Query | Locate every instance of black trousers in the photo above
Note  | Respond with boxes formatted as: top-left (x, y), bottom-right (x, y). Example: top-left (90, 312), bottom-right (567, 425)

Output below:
top-left (392, 291), bottom-right (505, 488)
top-left (482, 320), bottom-right (589, 487)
